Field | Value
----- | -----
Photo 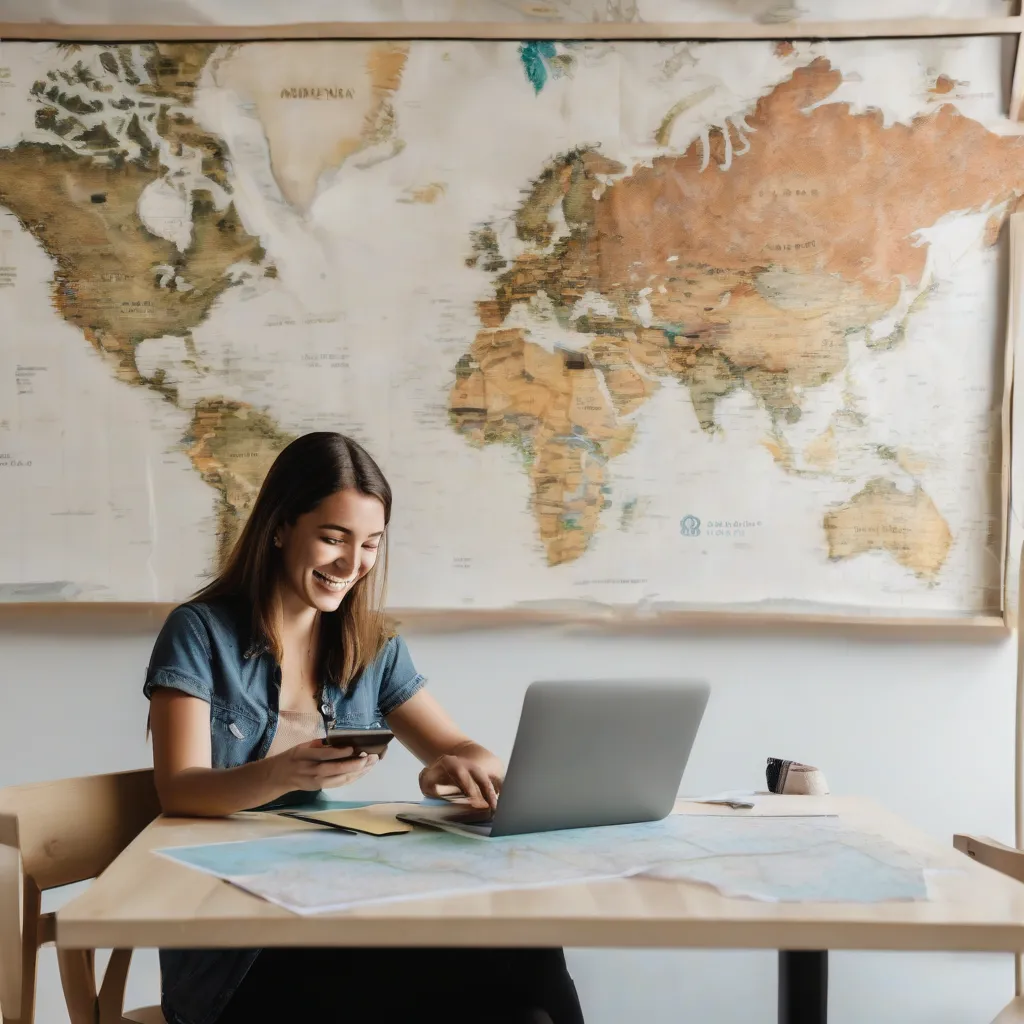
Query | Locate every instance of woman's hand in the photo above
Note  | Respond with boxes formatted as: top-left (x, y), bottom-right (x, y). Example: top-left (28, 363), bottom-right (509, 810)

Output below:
top-left (268, 740), bottom-right (382, 792)
top-left (419, 753), bottom-right (501, 810)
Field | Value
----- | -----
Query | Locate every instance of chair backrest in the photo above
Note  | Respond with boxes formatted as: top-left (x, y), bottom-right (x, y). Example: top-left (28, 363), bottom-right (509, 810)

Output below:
top-left (0, 769), bottom-right (161, 1022)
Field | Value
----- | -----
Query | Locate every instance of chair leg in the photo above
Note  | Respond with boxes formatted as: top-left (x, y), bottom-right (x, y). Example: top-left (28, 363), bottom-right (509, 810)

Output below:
top-left (6, 878), bottom-right (43, 1024)
top-left (57, 948), bottom-right (98, 1024)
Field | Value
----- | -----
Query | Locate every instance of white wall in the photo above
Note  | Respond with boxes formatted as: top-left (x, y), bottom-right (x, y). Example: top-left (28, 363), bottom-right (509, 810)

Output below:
top-left (0, 612), bottom-right (1017, 1024)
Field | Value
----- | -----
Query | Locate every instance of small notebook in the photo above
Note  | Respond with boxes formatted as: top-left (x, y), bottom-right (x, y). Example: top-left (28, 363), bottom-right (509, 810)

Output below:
top-left (279, 803), bottom-right (416, 836)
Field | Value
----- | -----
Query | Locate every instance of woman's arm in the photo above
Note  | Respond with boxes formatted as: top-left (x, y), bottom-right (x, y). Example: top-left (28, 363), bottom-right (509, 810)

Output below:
top-left (150, 689), bottom-right (374, 817)
top-left (386, 688), bottom-right (503, 809)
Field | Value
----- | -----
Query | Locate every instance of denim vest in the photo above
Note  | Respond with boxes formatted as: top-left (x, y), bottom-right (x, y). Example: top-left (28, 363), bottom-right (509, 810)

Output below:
top-left (142, 597), bottom-right (425, 1024)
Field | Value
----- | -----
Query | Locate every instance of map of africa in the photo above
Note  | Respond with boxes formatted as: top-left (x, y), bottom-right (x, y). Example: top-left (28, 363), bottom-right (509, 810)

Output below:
top-left (0, 32), bottom-right (1022, 617)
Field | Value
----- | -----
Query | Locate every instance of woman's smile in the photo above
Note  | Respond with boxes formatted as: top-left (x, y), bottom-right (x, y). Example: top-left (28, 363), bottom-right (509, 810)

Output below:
top-left (311, 567), bottom-right (356, 592)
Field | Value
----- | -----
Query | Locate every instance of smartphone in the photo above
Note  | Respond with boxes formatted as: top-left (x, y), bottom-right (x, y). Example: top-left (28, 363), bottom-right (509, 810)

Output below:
top-left (324, 728), bottom-right (395, 755)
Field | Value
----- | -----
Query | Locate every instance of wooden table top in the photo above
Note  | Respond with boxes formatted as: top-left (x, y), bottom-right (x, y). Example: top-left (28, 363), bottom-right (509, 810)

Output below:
top-left (55, 796), bottom-right (1024, 952)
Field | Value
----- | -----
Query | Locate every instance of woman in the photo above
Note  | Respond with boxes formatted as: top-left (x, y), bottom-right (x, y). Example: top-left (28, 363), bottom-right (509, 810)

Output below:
top-left (145, 432), bottom-right (584, 1024)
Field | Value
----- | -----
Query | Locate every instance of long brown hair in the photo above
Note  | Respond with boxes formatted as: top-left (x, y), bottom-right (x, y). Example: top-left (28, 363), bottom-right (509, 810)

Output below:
top-left (194, 432), bottom-right (392, 689)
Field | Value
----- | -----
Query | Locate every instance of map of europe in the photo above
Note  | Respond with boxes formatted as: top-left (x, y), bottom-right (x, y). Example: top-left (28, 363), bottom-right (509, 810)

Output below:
top-left (0, 34), bottom-right (1021, 615)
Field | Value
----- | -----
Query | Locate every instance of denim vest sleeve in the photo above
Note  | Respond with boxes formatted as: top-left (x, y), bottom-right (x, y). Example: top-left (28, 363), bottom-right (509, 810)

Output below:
top-left (377, 635), bottom-right (426, 717)
top-left (144, 605), bottom-right (215, 704)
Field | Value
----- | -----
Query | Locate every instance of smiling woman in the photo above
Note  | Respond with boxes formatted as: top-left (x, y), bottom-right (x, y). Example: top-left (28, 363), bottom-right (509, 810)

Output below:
top-left (142, 431), bottom-right (584, 1024)
top-left (193, 432), bottom-right (394, 700)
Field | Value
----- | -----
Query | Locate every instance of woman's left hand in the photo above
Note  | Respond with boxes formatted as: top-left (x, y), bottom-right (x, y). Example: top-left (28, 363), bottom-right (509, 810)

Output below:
top-left (419, 754), bottom-right (501, 810)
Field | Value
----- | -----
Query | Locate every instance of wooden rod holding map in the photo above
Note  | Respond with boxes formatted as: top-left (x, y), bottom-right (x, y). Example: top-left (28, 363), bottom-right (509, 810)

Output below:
top-left (0, 602), bottom-right (1008, 640)
top-left (0, 17), bottom-right (1023, 43)
top-left (1001, 215), bottom-right (1022, 626)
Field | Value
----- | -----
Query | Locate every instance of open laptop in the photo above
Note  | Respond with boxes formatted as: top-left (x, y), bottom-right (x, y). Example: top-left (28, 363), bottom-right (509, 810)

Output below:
top-left (397, 679), bottom-right (709, 838)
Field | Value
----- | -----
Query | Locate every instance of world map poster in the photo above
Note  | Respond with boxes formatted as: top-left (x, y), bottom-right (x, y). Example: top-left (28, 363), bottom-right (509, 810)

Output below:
top-left (0, 30), bottom-right (1021, 620)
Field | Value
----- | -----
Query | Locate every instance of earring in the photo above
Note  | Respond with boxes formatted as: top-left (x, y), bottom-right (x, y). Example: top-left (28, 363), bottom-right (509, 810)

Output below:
top-left (273, 535), bottom-right (282, 549)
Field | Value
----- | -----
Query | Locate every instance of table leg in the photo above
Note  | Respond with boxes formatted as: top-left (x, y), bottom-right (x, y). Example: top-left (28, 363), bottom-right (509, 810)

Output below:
top-left (778, 950), bottom-right (828, 1024)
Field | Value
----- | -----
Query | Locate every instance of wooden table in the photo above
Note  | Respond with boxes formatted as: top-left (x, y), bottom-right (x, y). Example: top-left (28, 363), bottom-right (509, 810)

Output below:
top-left (56, 796), bottom-right (1024, 1024)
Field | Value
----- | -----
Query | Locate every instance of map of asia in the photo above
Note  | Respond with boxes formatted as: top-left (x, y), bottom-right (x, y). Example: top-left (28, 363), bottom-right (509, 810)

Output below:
top-left (0, 32), bottom-right (1021, 617)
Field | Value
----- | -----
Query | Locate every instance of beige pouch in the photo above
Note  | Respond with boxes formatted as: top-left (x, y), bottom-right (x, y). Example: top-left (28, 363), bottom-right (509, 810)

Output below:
top-left (766, 757), bottom-right (829, 795)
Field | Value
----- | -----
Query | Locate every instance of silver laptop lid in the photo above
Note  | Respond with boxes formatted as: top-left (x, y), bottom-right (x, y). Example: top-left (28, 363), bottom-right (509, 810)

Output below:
top-left (490, 679), bottom-right (710, 838)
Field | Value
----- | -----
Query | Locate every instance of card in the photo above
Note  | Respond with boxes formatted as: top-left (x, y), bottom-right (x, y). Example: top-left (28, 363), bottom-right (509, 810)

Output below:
top-left (280, 803), bottom-right (418, 836)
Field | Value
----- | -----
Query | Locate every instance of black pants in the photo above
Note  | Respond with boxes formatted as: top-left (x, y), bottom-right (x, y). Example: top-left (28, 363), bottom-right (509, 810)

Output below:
top-left (216, 946), bottom-right (585, 1024)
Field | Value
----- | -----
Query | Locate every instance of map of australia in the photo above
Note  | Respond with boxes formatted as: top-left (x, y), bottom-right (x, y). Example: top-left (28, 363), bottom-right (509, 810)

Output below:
top-left (0, 36), bottom-right (1020, 614)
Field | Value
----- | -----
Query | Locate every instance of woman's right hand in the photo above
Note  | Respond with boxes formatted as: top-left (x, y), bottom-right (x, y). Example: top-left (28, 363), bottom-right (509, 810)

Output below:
top-left (268, 740), bottom-right (380, 792)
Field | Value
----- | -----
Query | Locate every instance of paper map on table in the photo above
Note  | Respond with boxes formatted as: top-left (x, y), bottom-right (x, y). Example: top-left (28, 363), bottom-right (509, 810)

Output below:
top-left (158, 815), bottom-right (938, 915)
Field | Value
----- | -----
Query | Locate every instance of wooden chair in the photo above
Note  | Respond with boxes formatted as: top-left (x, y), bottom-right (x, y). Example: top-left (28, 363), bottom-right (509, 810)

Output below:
top-left (954, 553), bottom-right (1024, 1022)
top-left (0, 768), bottom-right (165, 1024)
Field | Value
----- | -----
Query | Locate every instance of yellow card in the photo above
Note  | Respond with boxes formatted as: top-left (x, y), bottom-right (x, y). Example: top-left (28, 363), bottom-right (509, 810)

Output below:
top-left (281, 803), bottom-right (416, 836)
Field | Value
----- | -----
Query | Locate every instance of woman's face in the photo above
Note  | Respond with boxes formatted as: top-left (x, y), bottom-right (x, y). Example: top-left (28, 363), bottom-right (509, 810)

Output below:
top-left (275, 488), bottom-right (386, 614)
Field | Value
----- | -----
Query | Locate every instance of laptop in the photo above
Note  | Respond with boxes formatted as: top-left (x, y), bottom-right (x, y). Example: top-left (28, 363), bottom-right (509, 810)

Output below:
top-left (397, 679), bottom-right (710, 838)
